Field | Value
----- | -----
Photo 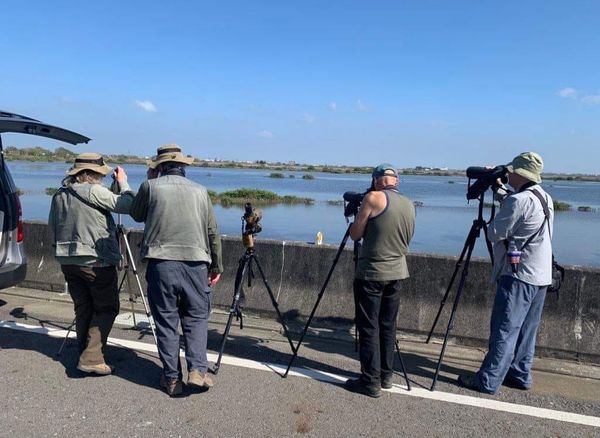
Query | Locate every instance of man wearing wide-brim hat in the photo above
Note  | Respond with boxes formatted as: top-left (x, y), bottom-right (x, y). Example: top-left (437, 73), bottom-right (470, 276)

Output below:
top-left (130, 143), bottom-right (223, 397)
top-left (49, 153), bottom-right (134, 375)
top-left (458, 151), bottom-right (554, 394)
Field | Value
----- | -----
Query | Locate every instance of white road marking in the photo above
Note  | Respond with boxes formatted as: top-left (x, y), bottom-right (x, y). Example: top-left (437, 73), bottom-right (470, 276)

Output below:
top-left (2, 319), bottom-right (599, 428)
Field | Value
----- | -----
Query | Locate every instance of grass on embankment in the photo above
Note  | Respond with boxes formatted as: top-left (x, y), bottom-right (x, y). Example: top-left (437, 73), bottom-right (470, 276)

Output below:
top-left (208, 188), bottom-right (313, 207)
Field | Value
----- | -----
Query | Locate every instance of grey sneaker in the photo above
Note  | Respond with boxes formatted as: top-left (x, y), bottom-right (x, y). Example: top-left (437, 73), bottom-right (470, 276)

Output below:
top-left (160, 375), bottom-right (183, 397)
top-left (77, 362), bottom-right (112, 376)
top-left (188, 369), bottom-right (214, 389)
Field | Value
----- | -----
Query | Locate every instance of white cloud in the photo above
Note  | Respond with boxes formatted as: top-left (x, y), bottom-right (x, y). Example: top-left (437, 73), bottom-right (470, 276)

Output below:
top-left (257, 130), bottom-right (274, 138)
top-left (557, 88), bottom-right (578, 99)
top-left (303, 113), bottom-right (316, 124)
top-left (556, 87), bottom-right (600, 105)
top-left (581, 94), bottom-right (600, 105)
top-left (135, 100), bottom-right (158, 112)
top-left (328, 102), bottom-right (337, 111)
top-left (357, 99), bottom-right (367, 112)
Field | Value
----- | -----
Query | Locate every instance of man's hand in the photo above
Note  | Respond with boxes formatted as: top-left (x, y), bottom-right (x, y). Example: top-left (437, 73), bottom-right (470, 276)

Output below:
top-left (147, 167), bottom-right (159, 180)
top-left (113, 166), bottom-right (128, 183)
top-left (208, 272), bottom-right (221, 287)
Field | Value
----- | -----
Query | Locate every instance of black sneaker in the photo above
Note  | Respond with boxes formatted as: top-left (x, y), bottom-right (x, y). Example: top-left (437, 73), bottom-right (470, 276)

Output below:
top-left (457, 374), bottom-right (481, 392)
top-left (381, 374), bottom-right (393, 390)
top-left (503, 375), bottom-right (530, 391)
top-left (344, 377), bottom-right (381, 398)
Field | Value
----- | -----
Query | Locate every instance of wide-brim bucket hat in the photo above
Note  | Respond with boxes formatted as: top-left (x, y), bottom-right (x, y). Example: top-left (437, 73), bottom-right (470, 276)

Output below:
top-left (506, 152), bottom-right (543, 183)
top-left (66, 153), bottom-right (112, 176)
top-left (147, 143), bottom-right (195, 169)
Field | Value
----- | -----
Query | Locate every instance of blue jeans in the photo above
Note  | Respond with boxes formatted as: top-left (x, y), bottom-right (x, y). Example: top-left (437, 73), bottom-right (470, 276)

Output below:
top-left (477, 275), bottom-right (547, 393)
top-left (146, 259), bottom-right (212, 380)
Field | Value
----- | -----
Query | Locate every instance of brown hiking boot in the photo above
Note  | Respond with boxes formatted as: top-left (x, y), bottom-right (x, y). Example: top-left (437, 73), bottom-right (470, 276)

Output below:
top-left (77, 362), bottom-right (112, 376)
top-left (159, 375), bottom-right (183, 397)
top-left (188, 369), bottom-right (214, 389)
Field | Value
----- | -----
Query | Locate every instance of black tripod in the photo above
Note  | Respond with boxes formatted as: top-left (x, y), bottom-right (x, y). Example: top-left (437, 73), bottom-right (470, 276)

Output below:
top-left (426, 193), bottom-right (494, 391)
top-left (212, 243), bottom-right (297, 375)
top-left (57, 219), bottom-right (158, 356)
top-left (283, 224), bottom-right (411, 390)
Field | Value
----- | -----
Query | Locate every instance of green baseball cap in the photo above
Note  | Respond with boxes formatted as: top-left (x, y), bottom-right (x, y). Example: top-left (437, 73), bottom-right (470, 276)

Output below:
top-left (506, 152), bottom-right (543, 183)
top-left (372, 163), bottom-right (398, 177)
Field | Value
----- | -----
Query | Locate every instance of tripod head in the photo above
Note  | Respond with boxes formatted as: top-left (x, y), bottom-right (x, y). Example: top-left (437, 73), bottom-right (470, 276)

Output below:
top-left (241, 203), bottom-right (262, 249)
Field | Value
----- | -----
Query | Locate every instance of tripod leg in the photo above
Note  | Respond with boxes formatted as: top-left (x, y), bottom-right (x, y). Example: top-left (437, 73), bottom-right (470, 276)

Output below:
top-left (57, 317), bottom-right (76, 356)
top-left (283, 224), bottom-right (352, 378)
top-left (394, 339), bottom-right (411, 391)
top-left (120, 230), bottom-right (158, 346)
top-left (251, 254), bottom-right (297, 356)
top-left (426, 222), bottom-right (478, 343)
top-left (430, 232), bottom-right (478, 391)
top-left (213, 254), bottom-right (251, 375)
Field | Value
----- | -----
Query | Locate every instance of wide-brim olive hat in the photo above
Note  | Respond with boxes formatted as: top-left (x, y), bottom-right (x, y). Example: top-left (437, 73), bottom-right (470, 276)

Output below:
top-left (147, 143), bottom-right (195, 169)
top-left (506, 152), bottom-right (543, 183)
top-left (372, 163), bottom-right (398, 178)
top-left (66, 153), bottom-right (112, 176)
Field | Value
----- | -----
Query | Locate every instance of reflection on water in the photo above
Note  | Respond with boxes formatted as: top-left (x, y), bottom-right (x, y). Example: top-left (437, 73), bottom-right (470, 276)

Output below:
top-left (9, 161), bottom-right (600, 267)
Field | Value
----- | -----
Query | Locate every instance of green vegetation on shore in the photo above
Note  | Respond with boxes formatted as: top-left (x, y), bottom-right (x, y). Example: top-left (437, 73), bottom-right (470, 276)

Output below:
top-left (5, 145), bottom-right (600, 181)
top-left (208, 188), bottom-right (313, 207)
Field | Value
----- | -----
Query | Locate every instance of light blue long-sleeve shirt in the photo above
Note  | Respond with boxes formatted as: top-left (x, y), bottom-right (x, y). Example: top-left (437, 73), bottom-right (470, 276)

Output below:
top-left (488, 185), bottom-right (554, 286)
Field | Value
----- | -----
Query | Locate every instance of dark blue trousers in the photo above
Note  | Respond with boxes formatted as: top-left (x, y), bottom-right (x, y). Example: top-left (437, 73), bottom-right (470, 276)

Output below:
top-left (477, 275), bottom-right (547, 393)
top-left (146, 259), bottom-right (212, 380)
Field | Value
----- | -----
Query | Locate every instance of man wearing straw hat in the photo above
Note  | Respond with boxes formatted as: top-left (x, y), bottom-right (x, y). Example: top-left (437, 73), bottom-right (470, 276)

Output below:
top-left (130, 144), bottom-right (223, 397)
top-left (49, 153), bottom-right (133, 375)
top-left (458, 152), bottom-right (554, 394)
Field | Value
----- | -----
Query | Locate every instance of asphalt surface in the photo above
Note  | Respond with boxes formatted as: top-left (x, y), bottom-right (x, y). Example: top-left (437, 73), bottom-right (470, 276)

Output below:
top-left (1, 287), bottom-right (599, 437)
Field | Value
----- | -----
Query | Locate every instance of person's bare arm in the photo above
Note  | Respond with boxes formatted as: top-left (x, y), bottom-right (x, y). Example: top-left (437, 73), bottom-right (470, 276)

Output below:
top-left (349, 191), bottom-right (386, 241)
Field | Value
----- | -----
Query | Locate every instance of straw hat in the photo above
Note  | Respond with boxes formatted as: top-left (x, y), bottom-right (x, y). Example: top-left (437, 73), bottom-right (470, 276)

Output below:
top-left (66, 153), bottom-right (112, 176)
top-left (147, 144), bottom-right (195, 169)
top-left (506, 152), bottom-right (543, 183)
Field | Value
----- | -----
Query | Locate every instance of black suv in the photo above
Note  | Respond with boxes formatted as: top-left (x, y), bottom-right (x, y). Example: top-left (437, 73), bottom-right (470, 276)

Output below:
top-left (0, 111), bottom-right (90, 288)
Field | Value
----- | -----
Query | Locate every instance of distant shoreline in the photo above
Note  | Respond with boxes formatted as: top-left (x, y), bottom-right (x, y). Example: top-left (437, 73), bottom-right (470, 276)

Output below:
top-left (4, 146), bottom-right (600, 182)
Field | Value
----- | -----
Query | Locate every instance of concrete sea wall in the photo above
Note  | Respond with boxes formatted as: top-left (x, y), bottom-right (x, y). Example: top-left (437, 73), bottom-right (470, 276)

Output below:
top-left (21, 221), bottom-right (600, 363)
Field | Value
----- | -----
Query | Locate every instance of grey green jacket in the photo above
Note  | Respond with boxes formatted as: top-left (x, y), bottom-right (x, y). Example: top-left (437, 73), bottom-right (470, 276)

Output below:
top-left (129, 175), bottom-right (223, 273)
top-left (48, 182), bottom-right (133, 265)
top-left (356, 189), bottom-right (416, 281)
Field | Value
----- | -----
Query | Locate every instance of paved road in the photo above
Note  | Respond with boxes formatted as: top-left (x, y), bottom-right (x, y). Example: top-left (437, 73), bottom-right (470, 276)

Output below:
top-left (1, 288), bottom-right (599, 437)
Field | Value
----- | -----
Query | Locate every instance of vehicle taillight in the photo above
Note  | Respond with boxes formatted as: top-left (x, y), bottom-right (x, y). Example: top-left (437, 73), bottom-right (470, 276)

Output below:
top-left (15, 194), bottom-right (24, 242)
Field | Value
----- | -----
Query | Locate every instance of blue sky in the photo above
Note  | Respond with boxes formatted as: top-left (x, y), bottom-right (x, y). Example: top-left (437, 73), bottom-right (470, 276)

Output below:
top-left (1, 1), bottom-right (599, 173)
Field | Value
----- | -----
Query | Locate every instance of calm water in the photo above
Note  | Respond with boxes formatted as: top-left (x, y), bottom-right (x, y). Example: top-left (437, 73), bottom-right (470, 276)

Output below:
top-left (10, 161), bottom-right (600, 267)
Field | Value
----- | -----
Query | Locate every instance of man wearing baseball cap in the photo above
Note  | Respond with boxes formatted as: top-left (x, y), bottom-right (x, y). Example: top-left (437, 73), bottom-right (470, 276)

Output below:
top-left (49, 153), bottom-right (134, 375)
top-left (130, 144), bottom-right (223, 397)
top-left (458, 152), bottom-right (554, 394)
top-left (344, 163), bottom-right (416, 397)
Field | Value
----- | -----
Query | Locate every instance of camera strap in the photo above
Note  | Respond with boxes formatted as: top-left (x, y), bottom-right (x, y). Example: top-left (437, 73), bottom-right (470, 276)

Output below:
top-left (62, 186), bottom-right (110, 215)
top-left (503, 188), bottom-right (551, 252)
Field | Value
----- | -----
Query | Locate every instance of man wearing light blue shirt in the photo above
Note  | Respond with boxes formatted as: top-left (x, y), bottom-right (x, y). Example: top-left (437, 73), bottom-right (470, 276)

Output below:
top-left (458, 152), bottom-right (554, 394)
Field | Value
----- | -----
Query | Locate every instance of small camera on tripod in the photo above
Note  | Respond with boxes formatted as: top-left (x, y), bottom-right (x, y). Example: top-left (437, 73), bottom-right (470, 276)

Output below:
top-left (242, 202), bottom-right (262, 248)
top-left (465, 165), bottom-right (509, 200)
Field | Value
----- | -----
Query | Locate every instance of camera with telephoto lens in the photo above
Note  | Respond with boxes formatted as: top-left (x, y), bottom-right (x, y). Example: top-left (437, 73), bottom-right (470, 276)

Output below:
top-left (343, 190), bottom-right (369, 217)
top-left (242, 203), bottom-right (262, 248)
top-left (465, 165), bottom-right (509, 200)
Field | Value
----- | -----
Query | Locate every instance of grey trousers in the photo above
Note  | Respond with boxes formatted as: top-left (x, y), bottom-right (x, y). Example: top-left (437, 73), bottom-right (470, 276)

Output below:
top-left (146, 259), bottom-right (212, 380)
